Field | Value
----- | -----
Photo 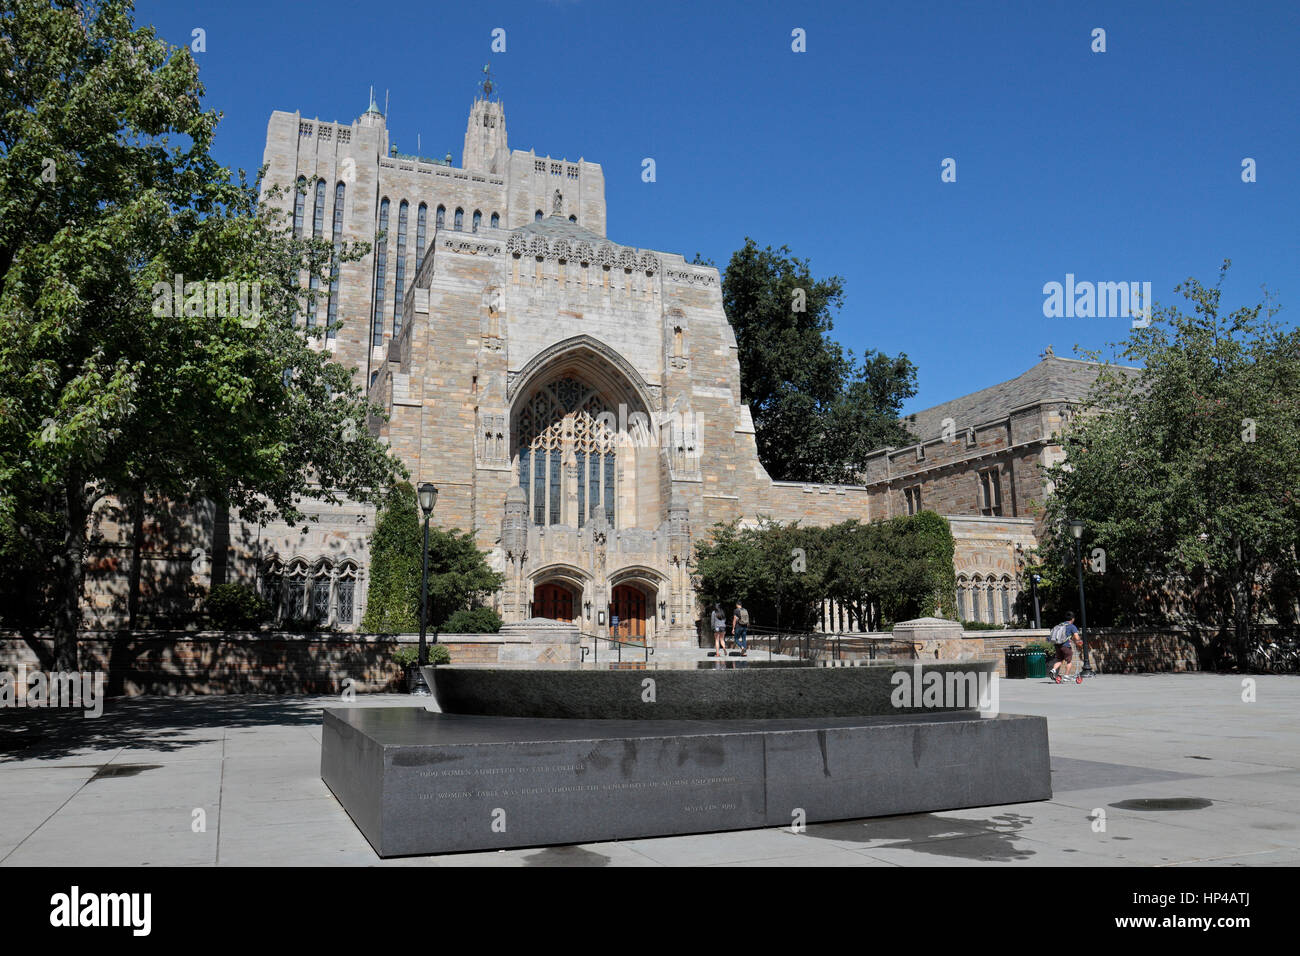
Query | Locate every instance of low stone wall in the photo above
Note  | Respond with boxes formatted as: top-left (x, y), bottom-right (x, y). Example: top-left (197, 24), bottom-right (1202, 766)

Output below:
top-left (0, 630), bottom-right (499, 697)
top-left (826, 625), bottom-right (1200, 676)
top-left (1083, 629), bottom-right (1202, 673)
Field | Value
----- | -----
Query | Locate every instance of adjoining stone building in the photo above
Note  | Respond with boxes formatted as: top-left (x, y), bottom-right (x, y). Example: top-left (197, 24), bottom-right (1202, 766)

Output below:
top-left (81, 81), bottom-right (1117, 645)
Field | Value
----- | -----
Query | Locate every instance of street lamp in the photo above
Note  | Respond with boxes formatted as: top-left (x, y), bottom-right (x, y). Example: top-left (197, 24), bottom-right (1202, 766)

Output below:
top-left (412, 482), bottom-right (438, 697)
top-left (1068, 519), bottom-right (1092, 676)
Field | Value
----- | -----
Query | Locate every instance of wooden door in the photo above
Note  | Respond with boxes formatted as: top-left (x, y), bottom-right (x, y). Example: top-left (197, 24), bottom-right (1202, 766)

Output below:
top-left (534, 582), bottom-right (575, 623)
top-left (610, 584), bottom-right (648, 644)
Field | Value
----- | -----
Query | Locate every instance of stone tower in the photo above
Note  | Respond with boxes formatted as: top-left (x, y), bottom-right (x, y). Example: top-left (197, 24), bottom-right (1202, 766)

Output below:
top-left (462, 69), bottom-right (507, 174)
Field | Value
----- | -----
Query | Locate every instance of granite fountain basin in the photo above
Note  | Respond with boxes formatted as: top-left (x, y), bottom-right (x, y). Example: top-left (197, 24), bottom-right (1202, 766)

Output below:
top-left (422, 658), bottom-right (999, 720)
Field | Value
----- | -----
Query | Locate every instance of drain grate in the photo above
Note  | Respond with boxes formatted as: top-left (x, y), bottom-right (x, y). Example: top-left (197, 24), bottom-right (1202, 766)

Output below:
top-left (1109, 797), bottom-right (1213, 811)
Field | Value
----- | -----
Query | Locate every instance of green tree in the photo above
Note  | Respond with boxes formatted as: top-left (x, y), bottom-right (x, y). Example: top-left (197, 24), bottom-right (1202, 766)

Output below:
top-left (360, 486), bottom-right (504, 633)
top-left (425, 528), bottom-right (504, 630)
top-left (721, 239), bottom-right (917, 482)
top-left (1042, 262), bottom-right (1300, 667)
top-left (0, 1), bottom-right (403, 668)
top-left (693, 513), bottom-right (955, 633)
top-left (360, 483), bottom-right (422, 633)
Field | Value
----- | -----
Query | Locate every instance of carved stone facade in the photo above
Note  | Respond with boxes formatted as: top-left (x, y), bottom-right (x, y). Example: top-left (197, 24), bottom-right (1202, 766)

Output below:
top-left (80, 88), bottom-right (1116, 641)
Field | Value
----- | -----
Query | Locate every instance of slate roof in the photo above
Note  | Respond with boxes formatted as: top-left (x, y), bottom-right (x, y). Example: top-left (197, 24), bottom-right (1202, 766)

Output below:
top-left (513, 214), bottom-right (620, 248)
top-left (901, 356), bottom-right (1137, 442)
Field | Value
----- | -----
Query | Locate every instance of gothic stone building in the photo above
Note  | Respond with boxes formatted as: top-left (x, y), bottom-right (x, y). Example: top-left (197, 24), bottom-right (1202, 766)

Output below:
top-left (81, 87), bottom-right (1114, 644)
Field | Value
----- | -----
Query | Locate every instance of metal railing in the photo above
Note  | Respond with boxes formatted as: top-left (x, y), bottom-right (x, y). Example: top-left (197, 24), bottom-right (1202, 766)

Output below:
top-left (580, 631), bottom-right (655, 664)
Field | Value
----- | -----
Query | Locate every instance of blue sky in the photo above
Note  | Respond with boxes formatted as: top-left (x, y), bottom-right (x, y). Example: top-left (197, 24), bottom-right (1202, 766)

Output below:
top-left (135, 0), bottom-right (1299, 413)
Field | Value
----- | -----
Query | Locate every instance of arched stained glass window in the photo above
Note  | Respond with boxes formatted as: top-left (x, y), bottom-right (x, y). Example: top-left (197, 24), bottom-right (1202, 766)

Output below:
top-left (436, 204), bottom-right (445, 228)
top-left (472, 209), bottom-right (481, 233)
top-left (514, 377), bottom-right (623, 529)
top-left (454, 207), bottom-right (463, 231)
top-left (490, 212), bottom-right (500, 228)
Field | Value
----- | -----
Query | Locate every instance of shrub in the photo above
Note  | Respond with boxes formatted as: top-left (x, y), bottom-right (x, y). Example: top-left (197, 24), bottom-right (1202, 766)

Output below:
top-left (961, 620), bottom-right (1005, 631)
top-left (442, 606), bottom-right (503, 633)
top-left (393, 643), bottom-right (451, 668)
top-left (205, 583), bottom-right (270, 630)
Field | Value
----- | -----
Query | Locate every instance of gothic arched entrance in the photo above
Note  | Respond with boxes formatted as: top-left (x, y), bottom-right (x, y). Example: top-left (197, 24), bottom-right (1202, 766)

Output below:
top-left (533, 581), bottom-right (577, 623)
top-left (609, 583), bottom-right (652, 644)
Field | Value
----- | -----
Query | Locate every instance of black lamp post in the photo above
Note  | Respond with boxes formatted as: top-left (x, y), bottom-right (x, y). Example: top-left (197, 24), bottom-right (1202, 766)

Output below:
top-left (1030, 573), bottom-right (1042, 630)
top-left (412, 481), bottom-right (438, 697)
top-left (1068, 519), bottom-right (1092, 676)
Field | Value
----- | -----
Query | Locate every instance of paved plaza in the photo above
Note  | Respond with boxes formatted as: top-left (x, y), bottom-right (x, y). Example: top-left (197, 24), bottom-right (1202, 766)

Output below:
top-left (1, 674), bottom-right (1297, 867)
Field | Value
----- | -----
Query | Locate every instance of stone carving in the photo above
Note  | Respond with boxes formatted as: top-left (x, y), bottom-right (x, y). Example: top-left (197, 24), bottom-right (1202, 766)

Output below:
top-left (639, 252), bottom-right (660, 275)
top-left (551, 238), bottom-right (571, 262)
top-left (574, 241), bottom-right (594, 264)
top-left (664, 268), bottom-right (717, 287)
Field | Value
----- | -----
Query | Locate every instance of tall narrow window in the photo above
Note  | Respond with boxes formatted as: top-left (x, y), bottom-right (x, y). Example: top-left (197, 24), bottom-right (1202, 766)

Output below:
top-left (548, 449), bottom-right (561, 525)
top-left (307, 179), bottom-right (325, 327)
top-left (490, 212), bottom-right (500, 228)
top-left (532, 452), bottom-right (545, 525)
top-left (454, 207), bottom-right (463, 231)
top-left (979, 467), bottom-right (1003, 516)
top-left (415, 203), bottom-right (427, 271)
top-left (326, 182), bottom-right (345, 340)
top-left (313, 180), bottom-right (326, 236)
top-left (436, 204), bottom-right (445, 228)
top-left (371, 197), bottom-right (389, 346)
top-left (472, 210), bottom-right (482, 233)
top-left (575, 450), bottom-right (586, 529)
top-left (535, 210), bottom-right (543, 221)
top-left (603, 454), bottom-right (615, 526)
top-left (393, 200), bottom-right (408, 336)
top-left (293, 176), bottom-right (306, 237)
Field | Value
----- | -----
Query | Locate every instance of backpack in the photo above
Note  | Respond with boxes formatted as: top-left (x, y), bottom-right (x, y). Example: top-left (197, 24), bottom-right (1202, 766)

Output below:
top-left (737, 608), bottom-right (750, 626)
top-left (1050, 622), bottom-right (1071, 645)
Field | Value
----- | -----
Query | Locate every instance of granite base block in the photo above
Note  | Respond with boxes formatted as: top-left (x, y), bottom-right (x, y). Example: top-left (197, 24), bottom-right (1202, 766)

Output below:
top-left (321, 708), bottom-right (1051, 857)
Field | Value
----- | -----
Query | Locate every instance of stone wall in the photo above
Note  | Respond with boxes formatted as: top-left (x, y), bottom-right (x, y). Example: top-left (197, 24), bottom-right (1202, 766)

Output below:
top-left (0, 631), bottom-right (495, 697)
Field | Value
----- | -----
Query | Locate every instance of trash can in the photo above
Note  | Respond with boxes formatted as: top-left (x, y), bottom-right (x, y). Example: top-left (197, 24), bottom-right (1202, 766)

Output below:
top-left (1025, 648), bottom-right (1048, 679)
top-left (1004, 645), bottom-right (1025, 679)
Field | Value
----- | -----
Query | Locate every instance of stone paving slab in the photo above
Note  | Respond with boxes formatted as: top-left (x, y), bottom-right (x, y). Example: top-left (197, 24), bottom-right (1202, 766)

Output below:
top-left (0, 674), bottom-right (1296, 866)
